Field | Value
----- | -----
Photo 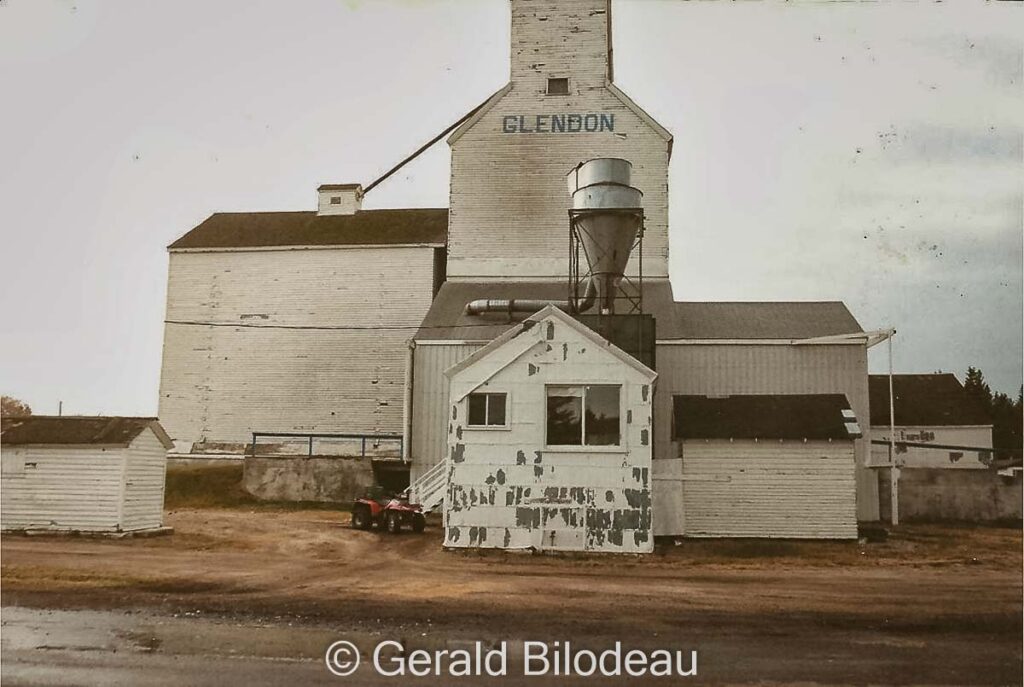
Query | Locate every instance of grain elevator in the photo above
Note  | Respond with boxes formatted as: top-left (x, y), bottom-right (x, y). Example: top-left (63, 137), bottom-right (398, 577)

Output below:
top-left (160, 1), bottom-right (880, 550)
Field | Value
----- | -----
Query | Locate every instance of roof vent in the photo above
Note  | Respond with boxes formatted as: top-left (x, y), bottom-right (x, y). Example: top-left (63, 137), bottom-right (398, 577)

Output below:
top-left (317, 184), bottom-right (363, 216)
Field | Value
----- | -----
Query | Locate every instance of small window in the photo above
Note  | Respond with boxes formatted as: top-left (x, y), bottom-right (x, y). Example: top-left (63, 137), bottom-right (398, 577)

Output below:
top-left (467, 392), bottom-right (507, 427)
top-left (547, 77), bottom-right (569, 95)
top-left (546, 385), bottom-right (621, 446)
top-left (330, 196), bottom-right (342, 205)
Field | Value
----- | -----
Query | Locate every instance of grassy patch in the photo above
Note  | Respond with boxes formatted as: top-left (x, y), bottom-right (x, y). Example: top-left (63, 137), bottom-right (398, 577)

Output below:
top-left (165, 464), bottom-right (349, 511)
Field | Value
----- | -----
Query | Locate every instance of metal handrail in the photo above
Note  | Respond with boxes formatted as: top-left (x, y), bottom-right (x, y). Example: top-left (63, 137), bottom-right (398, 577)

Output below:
top-left (250, 431), bottom-right (403, 458)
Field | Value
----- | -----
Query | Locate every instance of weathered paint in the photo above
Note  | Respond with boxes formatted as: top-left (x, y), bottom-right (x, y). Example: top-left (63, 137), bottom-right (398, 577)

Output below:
top-left (870, 425), bottom-right (993, 469)
top-left (671, 440), bottom-right (858, 539)
top-left (446, 0), bottom-right (670, 280)
top-left (0, 428), bottom-right (168, 533)
top-left (160, 245), bottom-right (438, 452)
top-left (443, 310), bottom-right (656, 553)
top-left (653, 344), bottom-right (879, 521)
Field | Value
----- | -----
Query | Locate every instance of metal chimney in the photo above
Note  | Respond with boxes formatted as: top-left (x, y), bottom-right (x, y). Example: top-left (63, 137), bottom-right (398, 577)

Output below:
top-left (567, 158), bottom-right (644, 314)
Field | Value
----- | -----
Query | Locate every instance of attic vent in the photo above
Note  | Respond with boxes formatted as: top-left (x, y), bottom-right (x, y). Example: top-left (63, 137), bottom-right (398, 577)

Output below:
top-left (547, 78), bottom-right (569, 96)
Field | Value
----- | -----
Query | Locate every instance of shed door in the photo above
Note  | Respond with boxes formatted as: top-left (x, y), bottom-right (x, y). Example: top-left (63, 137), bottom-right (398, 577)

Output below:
top-left (681, 442), bottom-right (857, 539)
top-left (653, 458), bottom-right (685, 536)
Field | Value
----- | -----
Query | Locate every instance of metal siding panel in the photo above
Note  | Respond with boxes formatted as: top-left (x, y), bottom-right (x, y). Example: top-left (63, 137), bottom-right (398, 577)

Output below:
top-left (410, 344), bottom-right (482, 482)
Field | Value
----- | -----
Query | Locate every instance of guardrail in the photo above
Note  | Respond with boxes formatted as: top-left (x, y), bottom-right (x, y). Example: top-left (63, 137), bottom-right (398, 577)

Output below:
top-left (249, 432), bottom-right (403, 458)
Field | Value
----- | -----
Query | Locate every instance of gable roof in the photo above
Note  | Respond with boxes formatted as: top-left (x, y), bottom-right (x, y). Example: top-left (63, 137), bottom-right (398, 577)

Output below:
top-left (446, 305), bottom-right (656, 401)
top-left (868, 374), bottom-right (992, 426)
top-left (1, 416), bottom-right (174, 449)
top-left (674, 394), bottom-right (859, 441)
top-left (168, 209), bottom-right (448, 250)
top-left (415, 281), bottom-right (864, 342)
top-left (447, 82), bottom-right (672, 148)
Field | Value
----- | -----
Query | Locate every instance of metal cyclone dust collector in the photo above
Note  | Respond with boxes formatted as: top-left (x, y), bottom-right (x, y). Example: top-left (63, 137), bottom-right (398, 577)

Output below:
top-left (567, 158), bottom-right (644, 315)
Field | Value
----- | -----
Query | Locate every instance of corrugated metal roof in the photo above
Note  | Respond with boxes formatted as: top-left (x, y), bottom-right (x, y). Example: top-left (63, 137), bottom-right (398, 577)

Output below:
top-left (0, 416), bottom-right (174, 449)
top-left (415, 281), bottom-right (863, 341)
top-left (168, 209), bottom-right (448, 250)
top-left (674, 394), bottom-right (856, 440)
top-left (868, 374), bottom-right (992, 426)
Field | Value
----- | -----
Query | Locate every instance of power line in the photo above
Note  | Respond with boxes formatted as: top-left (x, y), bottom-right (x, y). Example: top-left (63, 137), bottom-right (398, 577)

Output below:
top-left (164, 319), bottom-right (505, 332)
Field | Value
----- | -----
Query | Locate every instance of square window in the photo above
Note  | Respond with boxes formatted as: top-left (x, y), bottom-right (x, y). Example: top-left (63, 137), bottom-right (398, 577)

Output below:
top-left (546, 385), bottom-right (620, 446)
top-left (547, 77), bottom-right (569, 95)
top-left (330, 196), bottom-right (342, 205)
top-left (467, 393), bottom-right (508, 427)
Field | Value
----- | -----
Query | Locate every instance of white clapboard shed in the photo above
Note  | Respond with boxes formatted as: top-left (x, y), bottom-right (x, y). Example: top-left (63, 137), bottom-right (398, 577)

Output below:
top-left (656, 395), bottom-right (862, 539)
top-left (1, 416), bottom-right (173, 533)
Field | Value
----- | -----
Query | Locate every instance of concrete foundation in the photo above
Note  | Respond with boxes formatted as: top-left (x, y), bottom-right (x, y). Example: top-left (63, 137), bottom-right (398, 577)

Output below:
top-left (877, 468), bottom-right (1023, 523)
top-left (242, 456), bottom-right (376, 503)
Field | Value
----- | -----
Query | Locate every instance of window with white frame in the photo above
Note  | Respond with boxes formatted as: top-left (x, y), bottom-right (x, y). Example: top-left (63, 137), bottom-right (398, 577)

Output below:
top-left (546, 385), bottom-right (621, 446)
top-left (467, 392), bottom-right (507, 427)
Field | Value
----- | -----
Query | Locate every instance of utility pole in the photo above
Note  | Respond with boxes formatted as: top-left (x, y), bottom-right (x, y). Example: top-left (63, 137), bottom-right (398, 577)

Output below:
top-left (888, 332), bottom-right (899, 526)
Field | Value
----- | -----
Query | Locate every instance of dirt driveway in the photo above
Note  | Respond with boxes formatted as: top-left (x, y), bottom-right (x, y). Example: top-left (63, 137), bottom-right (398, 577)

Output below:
top-left (2, 510), bottom-right (1022, 685)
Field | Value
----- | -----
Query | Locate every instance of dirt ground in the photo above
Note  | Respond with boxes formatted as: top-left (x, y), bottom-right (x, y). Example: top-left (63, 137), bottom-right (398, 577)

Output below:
top-left (2, 509), bottom-right (1022, 685)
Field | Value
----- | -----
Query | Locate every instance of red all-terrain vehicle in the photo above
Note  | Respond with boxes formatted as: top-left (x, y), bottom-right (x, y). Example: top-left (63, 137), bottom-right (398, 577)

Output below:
top-left (351, 486), bottom-right (426, 534)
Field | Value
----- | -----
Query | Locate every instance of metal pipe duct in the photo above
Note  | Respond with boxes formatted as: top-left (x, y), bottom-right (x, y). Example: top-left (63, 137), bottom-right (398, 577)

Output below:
top-left (464, 278), bottom-right (597, 317)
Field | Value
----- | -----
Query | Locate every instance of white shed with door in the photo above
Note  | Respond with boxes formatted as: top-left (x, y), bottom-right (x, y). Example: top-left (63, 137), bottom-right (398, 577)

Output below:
top-left (657, 395), bottom-right (862, 539)
top-left (443, 306), bottom-right (657, 553)
top-left (1, 416), bottom-right (173, 533)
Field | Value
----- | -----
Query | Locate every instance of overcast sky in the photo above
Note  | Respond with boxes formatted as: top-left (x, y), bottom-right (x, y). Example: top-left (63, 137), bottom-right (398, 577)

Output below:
top-left (1, 0), bottom-right (1021, 417)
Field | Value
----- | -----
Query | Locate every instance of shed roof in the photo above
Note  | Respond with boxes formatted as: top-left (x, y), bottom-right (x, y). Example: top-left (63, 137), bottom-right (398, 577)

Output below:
top-left (868, 374), bottom-right (992, 427)
top-left (415, 281), bottom-right (864, 342)
top-left (674, 394), bottom-right (859, 441)
top-left (0, 416), bottom-right (174, 449)
top-left (168, 209), bottom-right (448, 250)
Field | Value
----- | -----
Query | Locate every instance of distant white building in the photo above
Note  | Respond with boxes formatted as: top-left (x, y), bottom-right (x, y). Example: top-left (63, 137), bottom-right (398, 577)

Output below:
top-left (1, 416), bottom-right (172, 533)
top-left (869, 374), bottom-right (993, 469)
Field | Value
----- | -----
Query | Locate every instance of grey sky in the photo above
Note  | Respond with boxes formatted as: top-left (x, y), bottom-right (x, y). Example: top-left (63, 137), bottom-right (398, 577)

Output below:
top-left (1, 0), bottom-right (1021, 416)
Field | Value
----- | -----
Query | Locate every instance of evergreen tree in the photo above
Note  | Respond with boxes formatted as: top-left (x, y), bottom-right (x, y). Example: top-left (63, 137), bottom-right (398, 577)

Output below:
top-left (963, 366), bottom-right (993, 413)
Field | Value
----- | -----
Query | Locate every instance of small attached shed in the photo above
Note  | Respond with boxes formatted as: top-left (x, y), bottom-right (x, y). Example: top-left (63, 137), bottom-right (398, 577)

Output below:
top-left (1, 416), bottom-right (173, 533)
top-left (443, 305), bottom-right (657, 553)
top-left (658, 395), bottom-right (861, 539)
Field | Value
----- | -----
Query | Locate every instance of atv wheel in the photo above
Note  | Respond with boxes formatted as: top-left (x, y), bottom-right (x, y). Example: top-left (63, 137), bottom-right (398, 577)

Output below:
top-left (351, 504), bottom-right (372, 530)
top-left (412, 514), bottom-right (426, 533)
top-left (386, 511), bottom-right (402, 534)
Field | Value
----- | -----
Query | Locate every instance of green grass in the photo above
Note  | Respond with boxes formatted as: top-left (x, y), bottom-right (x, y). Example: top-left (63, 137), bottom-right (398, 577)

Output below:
top-left (165, 464), bottom-right (349, 511)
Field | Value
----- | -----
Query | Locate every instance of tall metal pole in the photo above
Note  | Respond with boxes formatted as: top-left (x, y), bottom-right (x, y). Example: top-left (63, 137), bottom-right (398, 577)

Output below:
top-left (888, 332), bottom-right (899, 526)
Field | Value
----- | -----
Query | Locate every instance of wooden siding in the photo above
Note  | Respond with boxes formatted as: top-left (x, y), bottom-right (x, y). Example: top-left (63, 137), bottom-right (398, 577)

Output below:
top-left (160, 246), bottom-right (437, 450)
top-left (447, 2), bottom-right (669, 280)
top-left (121, 429), bottom-right (168, 531)
top-left (443, 312), bottom-right (656, 553)
top-left (448, 88), bottom-right (669, 279)
top-left (509, 0), bottom-right (611, 90)
top-left (1, 446), bottom-right (125, 532)
top-left (678, 440), bottom-right (858, 539)
top-left (410, 343), bottom-right (483, 482)
top-left (654, 344), bottom-right (879, 522)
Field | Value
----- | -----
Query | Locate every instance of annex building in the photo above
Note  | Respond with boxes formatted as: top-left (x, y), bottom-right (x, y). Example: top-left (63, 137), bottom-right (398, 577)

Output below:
top-left (160, 1), bottom-right (881, 551)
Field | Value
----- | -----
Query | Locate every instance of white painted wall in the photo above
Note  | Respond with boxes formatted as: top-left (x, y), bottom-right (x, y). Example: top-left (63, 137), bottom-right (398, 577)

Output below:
top-left (447, 0), bottom-right (670, 280)
top-left (160, 245), bottom-right (438, 451)
top-left (0, 427), bottom-right (167, 533)
top-left (870, 425), bottom-right (993, 469)
top-left (121, 429), bottom-right (169, 531)
top-left (673, 440), bottom-right (858, 539)
top-left (654, 343), bottom-right (878, 522)
top-left (444, 314), bottom-right (656, 553)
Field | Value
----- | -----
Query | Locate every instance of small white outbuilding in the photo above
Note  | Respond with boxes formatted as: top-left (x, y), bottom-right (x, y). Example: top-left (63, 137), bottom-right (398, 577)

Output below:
top-left (1, 416), bottom-right (173, 533)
